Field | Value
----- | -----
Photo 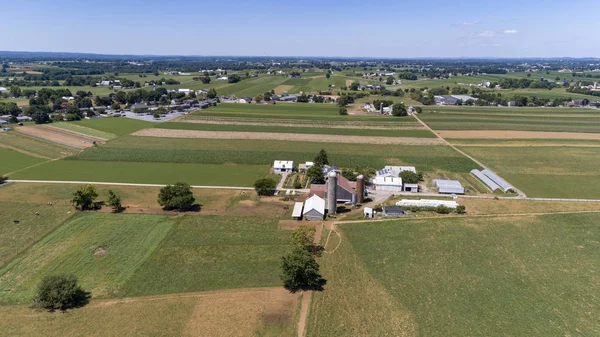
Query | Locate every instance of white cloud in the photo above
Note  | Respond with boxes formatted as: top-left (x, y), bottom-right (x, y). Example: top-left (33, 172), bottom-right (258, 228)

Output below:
top-left (462, 21), bottom-right (479, 25)
top-left (478, 31), bottom-right (495, 38)
top-left (504, 29), bottom-right (518, 34)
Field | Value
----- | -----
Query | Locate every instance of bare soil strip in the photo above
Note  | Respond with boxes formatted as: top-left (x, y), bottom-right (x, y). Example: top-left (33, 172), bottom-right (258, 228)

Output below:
top-left (181, 118), bottom-right (425, 130)
top-left (438, 130), bottom-right (600, 140)
top-left (133, 128), bottom-right (444, 145)
top-left (273, 85), bottom-right (294, 94)
top-left (345, 79), bottom-right (354, 87)
top-left (18, 126), bottom-right (96, 149)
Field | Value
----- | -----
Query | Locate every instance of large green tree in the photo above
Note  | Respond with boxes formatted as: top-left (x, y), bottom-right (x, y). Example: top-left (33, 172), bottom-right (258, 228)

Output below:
top-left (71, 185), bottom-right (98, 210)
top-left (307, 166), bottom-right (325, 184)
top-left (254, 178), bottom-right (277, 196)
top-left (35, 274), bottom-right (88, 310)
top-left (392, 103), bottom-right (407, 116)
top-left (313, 149), bottom-right (329, 167)
top-left (106, 190), bottom-right (122, 212)
top-left (158, 182), bottom-right (196, 211)
top-left (280, 248), bottom-right (324, 293)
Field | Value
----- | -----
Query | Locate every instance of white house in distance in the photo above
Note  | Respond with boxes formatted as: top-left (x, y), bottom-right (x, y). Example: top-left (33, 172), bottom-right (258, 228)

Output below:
top-left (273, 160), bottom-right (294, 174)
top-left (373, 176), bottom-right (403, 192)
top-left (298, 161), bottom-right (314, 172)
top-left (303, 195), bottom-right (325, 221)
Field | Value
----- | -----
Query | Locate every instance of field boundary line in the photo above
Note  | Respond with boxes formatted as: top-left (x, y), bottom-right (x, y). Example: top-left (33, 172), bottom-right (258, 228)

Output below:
top-left (0, 142), bottom-right (52, 159)
top-left (46, 125), bottom-right (109, 142)
top-left (7, 180), bottom-right (255, 190)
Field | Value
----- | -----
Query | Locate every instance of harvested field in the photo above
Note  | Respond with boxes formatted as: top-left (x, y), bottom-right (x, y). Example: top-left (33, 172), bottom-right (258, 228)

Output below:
top-left (18, 125), bottom-right (98, 149)
top-left (439, 130), bottom-right (600, 140)
top-left (273, 85), bottom-right (294, 94)
top-left (0, 131), bottom-right (76, 158)
top-left (133, 128), bottom-right (444, 145)
top-left (345, 79), bottom-right (354, 87)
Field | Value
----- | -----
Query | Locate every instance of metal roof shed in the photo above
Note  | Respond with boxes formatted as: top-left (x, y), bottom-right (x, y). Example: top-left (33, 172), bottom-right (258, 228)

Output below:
top-left (433, 179), bottom-right (465, 194)
top-left (470, 169), bottom-right (501, 192)
top-left (303, 195), bottom-right (325, 221)
top-left (292, 202), bottom-right (304, 220)
top-left (481, 169), bottom-right (514, 192)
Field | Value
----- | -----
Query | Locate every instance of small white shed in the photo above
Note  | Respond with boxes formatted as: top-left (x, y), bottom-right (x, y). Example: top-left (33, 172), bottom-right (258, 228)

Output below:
top-left (303, 195), bottom-right (325, 221)
top-left (292, 202), bottom-right (304, 220)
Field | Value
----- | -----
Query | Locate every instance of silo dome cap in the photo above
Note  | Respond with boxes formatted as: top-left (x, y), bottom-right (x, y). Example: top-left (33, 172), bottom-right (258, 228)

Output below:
top-left (328, 171), bottom-right (337, 178)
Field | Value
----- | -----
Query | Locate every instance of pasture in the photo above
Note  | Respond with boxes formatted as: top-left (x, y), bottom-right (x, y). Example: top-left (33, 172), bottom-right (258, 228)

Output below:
top-left (157, 122), bottom-right (435, 138)
top-left (0, 147), bottom-right (45, 175)
top-left (459, 145), bottom-right (600, 198)
top-left (333, 212), bottom-right (600, 336)
top-left (0, 212), bottom-right (294, 305)
top-left (69, 136), bottom-right (477, 173)
top-left (0, 288), bottom-right (299, 337)
top-left (11, 160), bottom-right (271, 187)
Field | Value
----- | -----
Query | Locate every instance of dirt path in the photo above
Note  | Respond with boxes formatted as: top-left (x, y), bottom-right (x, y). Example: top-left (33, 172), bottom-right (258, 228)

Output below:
top-left (297, 221), bottom-right (325, 337)
top-left (438, 130), bottom-right (600, 140)
top-left (181, 118), bottom-right (425, 130)
top-left (133, 128), bottom-right (444, 145)
top-left (412, 114), bottom-right (528, 197)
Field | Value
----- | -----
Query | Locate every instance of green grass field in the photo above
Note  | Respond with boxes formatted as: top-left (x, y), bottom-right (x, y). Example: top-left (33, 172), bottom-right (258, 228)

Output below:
top-left (333, 213), bottom-right (600, 336)
top-left (0, 147), bottom-right (45, 175)
top-left (0, 132), bottom-right (76, 159)
top-left (186, 103), bottom-right (417, 124)
top-left (0, 200), bottom-right (72, 268)
top-left (0, 213), bottom-right (293, 305)
top-left (52, 122), bottom-right (116, 139)
top-left (70, 136), bottom-right (477, 172)
top-left (0, 213), bottom-right (176, 304)
top-left (419, 107), bottom-right (600, 133)
top-left (11, 160), bottom-right (270, 186)
top-left (459, 146), bottom-right (600, 198)
top-left (69, 117), bottom-right (155, 136)
top-left (157, 122), bottom-right (435, 138)
top-left (123, 215), bottom-right (292, 296)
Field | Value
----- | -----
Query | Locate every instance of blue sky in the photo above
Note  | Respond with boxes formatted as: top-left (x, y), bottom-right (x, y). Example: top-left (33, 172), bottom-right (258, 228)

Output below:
top-left (1, 0), bottom-right (598, 58)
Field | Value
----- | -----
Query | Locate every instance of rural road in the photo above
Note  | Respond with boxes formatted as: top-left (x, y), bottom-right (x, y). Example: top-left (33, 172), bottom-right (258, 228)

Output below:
top-left (411, 113), bottom-right (528, 198)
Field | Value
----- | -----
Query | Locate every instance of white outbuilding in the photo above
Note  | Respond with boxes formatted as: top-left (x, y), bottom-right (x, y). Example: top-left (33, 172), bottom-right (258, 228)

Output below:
top-left (303, 195), bottom-right (325, 221)
top-left (374, 176), bottom-right (403, 192)
top-left (433, 180), bottom-right (465, 194)
top-left (292, 202), bottom-right (304, 220)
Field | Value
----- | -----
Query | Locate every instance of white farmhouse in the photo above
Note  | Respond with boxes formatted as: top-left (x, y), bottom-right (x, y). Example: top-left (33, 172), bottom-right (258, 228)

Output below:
top-left (273, 160), bottom-right (294, 174)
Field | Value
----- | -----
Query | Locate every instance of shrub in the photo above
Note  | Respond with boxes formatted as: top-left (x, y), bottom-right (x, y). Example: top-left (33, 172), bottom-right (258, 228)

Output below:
top-left (106, 190), bottom-right (122, 212)
top-left (435, 205), bottom-right (452, 214)
top-left (338, 107), bottom-right (348, 115)
top-left (254, 178), bottom-right (277, 196)
top-left (158, 182), bottom-right (195, 211)
top-left (456, 205), bottom-right (466, 214)
top-left (35, 274), bottom-right (88, 310)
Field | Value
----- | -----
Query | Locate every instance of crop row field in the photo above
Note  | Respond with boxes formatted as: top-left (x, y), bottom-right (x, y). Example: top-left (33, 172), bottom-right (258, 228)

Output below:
top-left (419, 110), bottom-right (600, 133)
top-left (0, 212), bottom-right (293, 305)
top-left (0, 131), bottom-right (77, 159)
top-left (0, 147), bottom-right (45, 175)
top-left (185, 103), bottom-right (419, 124)
top-left (459, 145), bottom-right (600, 198)
top-left (68, 117), bottom-right (155, 136)
top-left (10, 160), bottom-right (271, 187)
top-left (309, 212), bottom-right (600, 336)
top-left (156, 122), bottom-right (436, 138)
top-left (51, 122), bottom-right (116, 140)
top-left (69, 136), bottom-right (477, 173)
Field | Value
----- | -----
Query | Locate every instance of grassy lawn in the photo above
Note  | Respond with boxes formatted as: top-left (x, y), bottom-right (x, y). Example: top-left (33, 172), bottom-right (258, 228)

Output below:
top-left (0, 147), bottom-right (45, 175)
top-left (459, 146), bottom-right (600, 198)
top-left (123, 215), bottom-right (293, 296)
top-left (70, 117), bottom-right (155, 136)
top-left (52, 122), bottom-right (116, 139)
top-left (157, 122), bottom-right (436, 138)
top-left (0, 132), bottom-right (77, 159)
top-left (337, 213), bottom-right (600, 336)
top-left (69, 136), bottom-right (476, 172)
top-left (11, 160), bottom-right (270, 186)
top-left (0, 213), bottom-right (176, 304)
